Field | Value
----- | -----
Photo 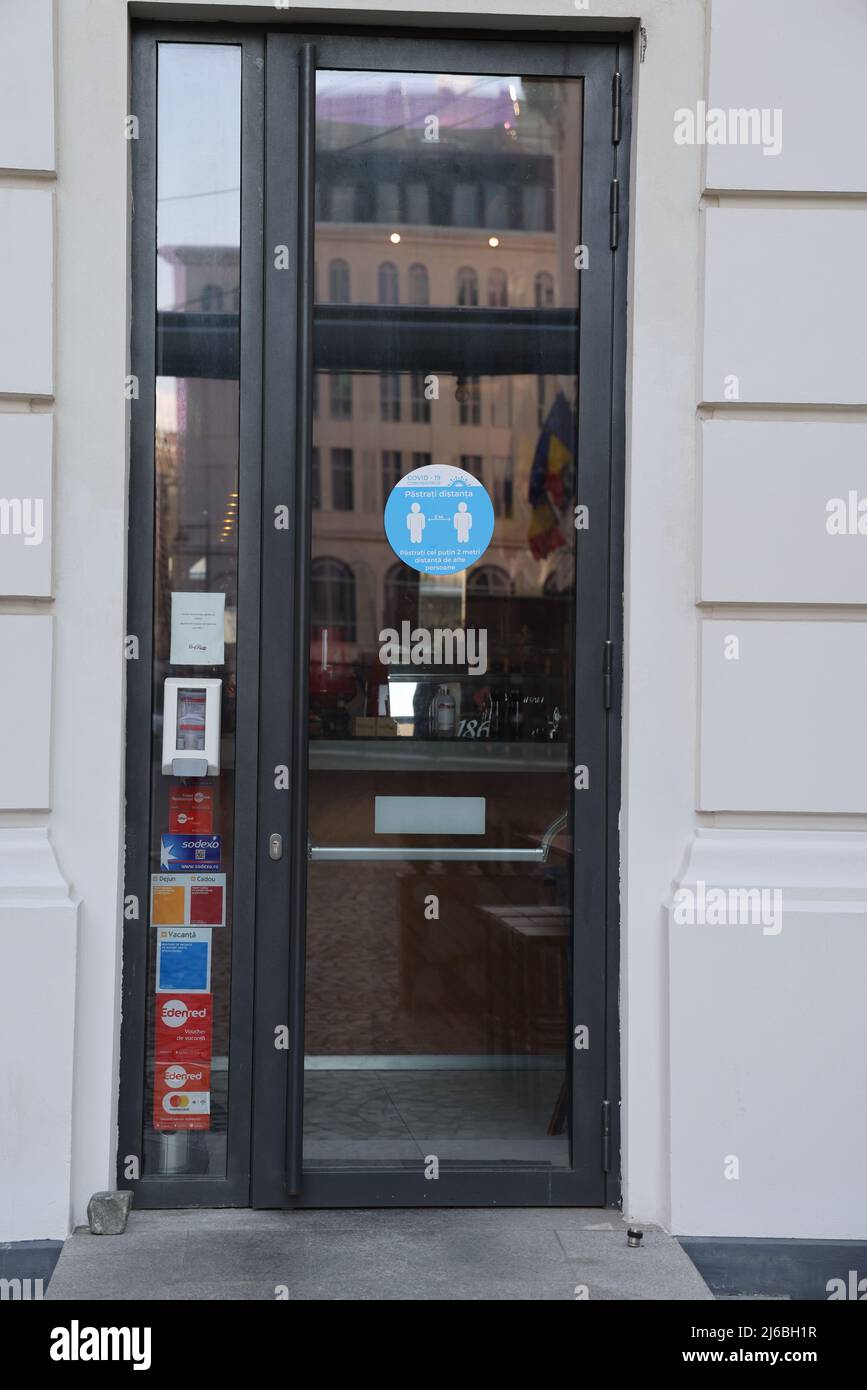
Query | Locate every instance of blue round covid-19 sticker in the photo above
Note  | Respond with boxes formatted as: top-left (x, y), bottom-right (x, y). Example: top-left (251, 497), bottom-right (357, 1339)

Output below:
top-left (383, 463), bottom-right (496, 576)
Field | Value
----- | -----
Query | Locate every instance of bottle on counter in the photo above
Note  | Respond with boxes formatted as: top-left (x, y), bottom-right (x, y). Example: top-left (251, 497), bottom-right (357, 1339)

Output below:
top-left (487, 687), bottom-right (502, 739)
top-left (507, 687), bottom-right (523, 741)
top-left (431, 684), bottom-right (457, 738)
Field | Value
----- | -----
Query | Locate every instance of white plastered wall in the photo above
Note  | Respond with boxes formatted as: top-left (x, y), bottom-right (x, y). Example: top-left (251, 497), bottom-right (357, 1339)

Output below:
top-left (669, 0), bottom-right (867, 1239)
top-left (0, 0), bottom-right (80, 1243)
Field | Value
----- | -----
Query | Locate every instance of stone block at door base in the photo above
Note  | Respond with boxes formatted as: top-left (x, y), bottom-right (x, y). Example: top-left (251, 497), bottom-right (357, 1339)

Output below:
top-left (87, 1190), bottom-right (133, 1236)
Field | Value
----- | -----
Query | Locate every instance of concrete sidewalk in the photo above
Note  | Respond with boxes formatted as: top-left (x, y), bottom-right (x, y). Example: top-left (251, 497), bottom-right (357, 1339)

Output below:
top-left (46, 1208), bottom-right (714, 1301)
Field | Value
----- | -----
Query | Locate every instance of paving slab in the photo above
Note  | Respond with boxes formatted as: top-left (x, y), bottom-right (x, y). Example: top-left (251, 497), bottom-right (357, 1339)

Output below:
top-left (46, 1209), bottom-right (713, 1301)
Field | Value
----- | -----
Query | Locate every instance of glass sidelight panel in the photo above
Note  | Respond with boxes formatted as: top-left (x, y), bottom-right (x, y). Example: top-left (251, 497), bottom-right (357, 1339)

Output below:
top-left (304, 71), bottom-right (582, 1167)
top-left (142, 43), bottom-right (241, 1178)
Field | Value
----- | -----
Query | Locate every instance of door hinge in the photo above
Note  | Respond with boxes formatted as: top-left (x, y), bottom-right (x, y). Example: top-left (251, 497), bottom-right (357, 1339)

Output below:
top-left (609, 178), bottom-right (620, 251)
top-left (612, 71), bottom-right (622, 145)
top-left (602, 639), bottom-right (613, 709)
top-left (601, 1099), bottom-right (612, 1172)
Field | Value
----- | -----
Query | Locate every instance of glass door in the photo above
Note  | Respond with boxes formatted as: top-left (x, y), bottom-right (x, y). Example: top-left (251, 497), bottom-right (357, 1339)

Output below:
top-left (255, 31), bottom-right (628, 1207)
top-left (306, 67), bottom-right (580, 1174)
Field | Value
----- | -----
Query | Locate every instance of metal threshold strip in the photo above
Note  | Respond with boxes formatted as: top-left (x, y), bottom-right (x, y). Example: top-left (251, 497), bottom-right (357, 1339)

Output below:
top-left (308, 811), bottom-right (568, 863)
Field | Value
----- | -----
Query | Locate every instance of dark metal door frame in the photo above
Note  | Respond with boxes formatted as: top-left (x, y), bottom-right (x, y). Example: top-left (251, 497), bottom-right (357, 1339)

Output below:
top-left (120, 18), bottom-right (630, 1212)
top-left (119, 24), bottom-right (264, 1210)
top-left (254, 25), bottom-right (630, 1209)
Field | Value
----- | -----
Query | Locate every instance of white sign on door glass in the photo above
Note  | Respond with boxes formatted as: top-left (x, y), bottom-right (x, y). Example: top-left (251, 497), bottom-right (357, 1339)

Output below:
top-left (170, 592), bottom-right (225, 666)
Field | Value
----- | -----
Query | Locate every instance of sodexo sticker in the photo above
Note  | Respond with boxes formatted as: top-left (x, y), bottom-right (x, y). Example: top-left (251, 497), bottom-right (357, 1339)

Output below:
top-left (383, 463), bottom-right (495, 577)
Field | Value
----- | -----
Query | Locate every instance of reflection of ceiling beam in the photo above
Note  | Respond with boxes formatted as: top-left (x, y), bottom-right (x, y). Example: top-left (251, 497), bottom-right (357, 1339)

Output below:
top-left (315, 306), bottom-right (578, 374)
top-left (157, 311), bottom-right (240, 380)
top-left (156, 306), bottom-right (578, 380)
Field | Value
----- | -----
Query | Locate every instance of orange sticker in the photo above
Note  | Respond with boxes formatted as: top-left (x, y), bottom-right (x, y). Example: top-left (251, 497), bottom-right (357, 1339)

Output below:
top-left (151, 884), bottom-right (185, 925)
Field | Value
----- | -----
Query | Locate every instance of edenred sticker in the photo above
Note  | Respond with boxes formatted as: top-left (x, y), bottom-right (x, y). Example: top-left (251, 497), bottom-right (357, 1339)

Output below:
top-left (169, 787), bottom-right (214, 834)
top-left (154, 992), bottom-right (212, 1065)
top-left (153, 1059), bottom-right (211, 1131)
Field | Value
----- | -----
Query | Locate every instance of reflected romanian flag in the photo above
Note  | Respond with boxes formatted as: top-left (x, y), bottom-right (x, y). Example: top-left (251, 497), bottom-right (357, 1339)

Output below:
top-left (527, 391), bottom-right (574, 560)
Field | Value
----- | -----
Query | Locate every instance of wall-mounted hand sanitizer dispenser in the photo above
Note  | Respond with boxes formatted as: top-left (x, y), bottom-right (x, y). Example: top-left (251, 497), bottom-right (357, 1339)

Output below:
top-left (161, 678), bottom-right (222, 777)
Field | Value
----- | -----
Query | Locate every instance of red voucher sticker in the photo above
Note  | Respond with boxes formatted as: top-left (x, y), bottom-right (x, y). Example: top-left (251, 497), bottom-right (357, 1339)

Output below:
top-left (154, 992), bottom-right (212, 1064)
top-left (189, 879), bottom-right (225, 925)
top-left (153, 993), bottom-right (213, 1132)
top-left (168, 786), bottom-right (214, 834)
top-left (153, 1059), bottom-right (211, 1132)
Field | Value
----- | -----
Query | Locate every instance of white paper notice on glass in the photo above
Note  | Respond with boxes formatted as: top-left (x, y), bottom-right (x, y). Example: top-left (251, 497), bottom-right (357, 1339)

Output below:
top-left (170, 592), bottom-right (226, 666)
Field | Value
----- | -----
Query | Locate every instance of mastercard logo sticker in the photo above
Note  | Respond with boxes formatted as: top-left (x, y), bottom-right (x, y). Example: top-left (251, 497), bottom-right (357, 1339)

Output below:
top-left (162, 1091), bottom-right (210, 1115)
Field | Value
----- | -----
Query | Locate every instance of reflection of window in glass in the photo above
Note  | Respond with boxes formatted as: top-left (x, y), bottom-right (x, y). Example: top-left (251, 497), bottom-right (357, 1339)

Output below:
top-left (453, 183), bottom-right (478, 226)
top-left (380, 372), bottom-right (401, 422)
top-left (410, 372), bottom-right (431, 424)
top-left (376, 182), bottom-right (400, 224)
top-left (492, 456), bottom-right (514, 519)
top-left (378, 261), bottom-right (399, 305)
top-left (312, 372), bottom-right (319, 419)
top-left (489, 377), bottom-right (513, 428)
top-left (483, 183), bottom-right (507, 227)
top-left (331, 448), bottom-right (354, 511)
top-left (329, 258), bottom-right (350, 303)
top-left (408, 263), bottom-right (429, 306)
top-left (331, 185), bottom-right (355, 221)
top-left (406, 182), bottom-right (429, 224)
top-left (458, 377), bottom-right (481, 426)
top-left (523, 184), bottom-right (548, 231)
top-left (311, 447), bottom-right (321, 509)
top-left (381, 450), bottom-right (402, 502)
top-left (456, 267), bottom-right (478, 307)
top-left (329, 373), bottom-right (352, 420)
top-left (353, 181), bottom-right (374, 223)
top-left (460, 453), bottom-right (483, 481)
top-left (200, 283), bottom-right (224, 313)
top-left (534, 271), bottom-right (555, 307)
top-left (384, 562), bottom-right (419, 631)
top-left (468, 565), bottom-right (512, 595)
top-left (487, 269), bottom-right (508, 307)
top-left (311, 557), bottom-right (356, 641)
top-left (412, 451), bottom-right (432, 469)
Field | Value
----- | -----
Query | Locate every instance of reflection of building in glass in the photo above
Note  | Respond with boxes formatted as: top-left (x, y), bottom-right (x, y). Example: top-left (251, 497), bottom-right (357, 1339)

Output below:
top-left (157, 74), bottom-right (581, 684)
top-left (308, 73), bottom-right (581, 677)
top-left (157, 243), bottom-right (241, 614)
